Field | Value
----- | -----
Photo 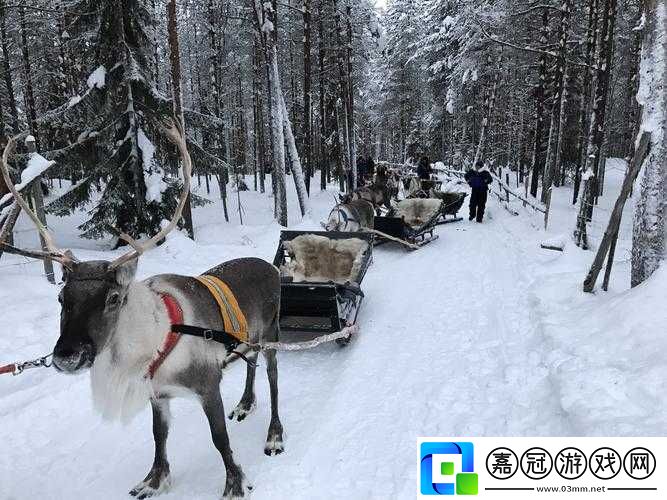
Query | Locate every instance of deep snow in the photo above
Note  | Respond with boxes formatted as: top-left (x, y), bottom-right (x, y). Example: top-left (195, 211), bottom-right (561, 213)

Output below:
top-left (0, 163), bottom-right (665, 499)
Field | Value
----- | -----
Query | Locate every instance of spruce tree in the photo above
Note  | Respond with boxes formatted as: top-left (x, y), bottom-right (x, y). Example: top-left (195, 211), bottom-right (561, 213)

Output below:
top-left (41, 0), bottom-right (181, 242)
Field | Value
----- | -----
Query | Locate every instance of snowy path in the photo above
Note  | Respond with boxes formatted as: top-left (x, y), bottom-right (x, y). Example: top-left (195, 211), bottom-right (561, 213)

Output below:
top-left (1, 197), bottom-right (571, 500)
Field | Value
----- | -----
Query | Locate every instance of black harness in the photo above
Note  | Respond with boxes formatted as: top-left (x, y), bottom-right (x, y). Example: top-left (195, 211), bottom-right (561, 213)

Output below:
top-left (170, 324), bottom-right (257, 366)
top-left (329, 204), bottom-right (362, 229)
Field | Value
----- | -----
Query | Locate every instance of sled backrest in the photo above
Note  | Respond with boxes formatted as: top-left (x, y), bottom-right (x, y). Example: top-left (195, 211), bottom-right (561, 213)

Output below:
top-left (395, 199), bottom-right (443, 229)
top-left (274, 231), bottom-right (373, 285)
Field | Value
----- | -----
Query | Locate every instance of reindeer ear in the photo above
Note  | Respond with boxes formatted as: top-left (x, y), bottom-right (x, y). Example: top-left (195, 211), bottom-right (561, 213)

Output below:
top-left (113, 258), bottom-right (138, 286)
top-left (60, 251), bottom-right (76, 282)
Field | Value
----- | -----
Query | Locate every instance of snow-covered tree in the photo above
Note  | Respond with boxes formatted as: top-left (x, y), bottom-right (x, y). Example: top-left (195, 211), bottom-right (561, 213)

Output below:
top-left (631, 0), bottom-right (667, 286)
top-left (40, 0), bottom-right (182, 242)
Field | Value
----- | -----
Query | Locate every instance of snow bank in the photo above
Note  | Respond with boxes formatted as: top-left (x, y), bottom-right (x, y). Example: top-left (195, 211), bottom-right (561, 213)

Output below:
top-left (537, 264), bottom-right (667, 435)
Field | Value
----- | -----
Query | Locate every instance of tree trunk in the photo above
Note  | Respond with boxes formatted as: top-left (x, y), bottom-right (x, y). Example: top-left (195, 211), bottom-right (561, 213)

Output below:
top-left (529, 8), bottom-right (549, 197)
top-left (268, 45), bottom-right (288, 226)
top-left (583, 132), bottom-right (650, 292)
top-left (208, 0), bottom-right (229, 222)
top-left (574, 0), bottom-right (617, 248)
top-left (542, 0), bottom-right (572, 206)
top-left (19, 6), bottom-right (39, 148)
top-left (318, 4), bottom-right (328, 191)
top-left (473, 52), bottom-right (501, 168)
top-left (345, 2), bottom-right (357, 190)
top-left (281, 94), bottom-right (309, 217)
top-left (632, 0), bottom-right (667, 286)
top-left (0, 0), bottom-right (18, 133)
top-left (303, 0), bottom-right (313, 195)
top-left (166, 0), bottom-right (195, 240)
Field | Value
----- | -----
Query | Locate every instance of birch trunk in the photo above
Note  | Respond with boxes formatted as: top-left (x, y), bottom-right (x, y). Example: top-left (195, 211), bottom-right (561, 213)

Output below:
top-left (631, 0), bottom-right (667, 286)
top-left (281, 94), bottom-right (309, 217)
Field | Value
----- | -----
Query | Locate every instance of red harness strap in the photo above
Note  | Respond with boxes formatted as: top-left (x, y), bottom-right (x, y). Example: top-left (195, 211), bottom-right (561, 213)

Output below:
top-left (146, 294), bottom-right (183, 379)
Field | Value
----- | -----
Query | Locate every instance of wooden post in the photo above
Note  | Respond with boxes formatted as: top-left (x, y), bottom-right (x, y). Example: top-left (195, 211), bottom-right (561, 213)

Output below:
top-left (25, 136), bottom-right (55, 283)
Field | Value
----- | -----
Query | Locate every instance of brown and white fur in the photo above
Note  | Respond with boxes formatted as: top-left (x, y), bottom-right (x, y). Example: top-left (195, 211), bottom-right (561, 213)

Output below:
top-left (324, 198), bottom-right (375, 232)
top-left (1, 123), bottom-right (280, 499)
top-left (53, 257), bottom-right (283, 499)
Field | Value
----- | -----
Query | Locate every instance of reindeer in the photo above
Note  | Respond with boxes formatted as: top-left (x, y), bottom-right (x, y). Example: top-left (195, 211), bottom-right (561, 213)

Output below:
top-left (0, 122), bottom-right (282, 500)
top-left (340, 165), bottom-right (397, 215)
top-left (323, 198), bottom-right (375, 232)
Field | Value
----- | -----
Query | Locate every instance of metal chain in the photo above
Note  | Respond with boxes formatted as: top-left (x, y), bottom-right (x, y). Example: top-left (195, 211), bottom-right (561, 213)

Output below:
top-left (11, 353), bottom-right (53, 376)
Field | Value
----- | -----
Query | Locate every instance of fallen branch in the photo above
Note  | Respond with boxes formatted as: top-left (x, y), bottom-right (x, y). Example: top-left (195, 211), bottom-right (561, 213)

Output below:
top-left (540, 244), bottom-right (564, 252)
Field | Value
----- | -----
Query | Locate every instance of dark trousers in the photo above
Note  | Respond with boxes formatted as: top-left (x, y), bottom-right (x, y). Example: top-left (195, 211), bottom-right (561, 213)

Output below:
top-left (469, 188), bottom-right (488, 222)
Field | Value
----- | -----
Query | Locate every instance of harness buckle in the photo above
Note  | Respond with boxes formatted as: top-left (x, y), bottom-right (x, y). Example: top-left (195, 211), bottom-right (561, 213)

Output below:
top-left (203, 329), bottom-right (214, 341)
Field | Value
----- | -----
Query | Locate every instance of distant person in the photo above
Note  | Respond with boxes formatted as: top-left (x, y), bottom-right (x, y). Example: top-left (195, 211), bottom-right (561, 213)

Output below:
top-left (416, 155), bottom-right (432, 180)
top-left (464, 161), bottom-right (493, 222)
top-left (356, 155), bottom-right (367, 185)
top-left (367, 156), bottom-right (375, 181)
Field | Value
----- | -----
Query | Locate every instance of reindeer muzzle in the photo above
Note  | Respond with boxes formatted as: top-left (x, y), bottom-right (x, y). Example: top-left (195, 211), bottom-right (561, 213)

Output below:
top-left (53, 340), bottom-right (96, 373)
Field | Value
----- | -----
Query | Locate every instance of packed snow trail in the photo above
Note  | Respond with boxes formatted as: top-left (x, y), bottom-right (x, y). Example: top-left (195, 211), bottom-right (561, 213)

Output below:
top-left (0, 191), bottom-right (572, 500)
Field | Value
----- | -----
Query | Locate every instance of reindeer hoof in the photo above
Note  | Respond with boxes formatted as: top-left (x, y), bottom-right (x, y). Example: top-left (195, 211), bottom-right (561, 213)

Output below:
top-left (129, 470), bottom-right (171, 498)
top-left (228, 399), bottom-right (256, 422)
top-left (222, 473), bottom-right (253, 499)
top-left (264, 434), bottom-right (285, 456)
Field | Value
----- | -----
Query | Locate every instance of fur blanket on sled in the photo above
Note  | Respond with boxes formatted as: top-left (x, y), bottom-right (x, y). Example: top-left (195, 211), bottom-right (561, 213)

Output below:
top-left (395, 199), bottom-right (443, 228)
top-left (429, 189), bottom-right (465, 206)
top-left (281, 234), bottom-right (369, 284)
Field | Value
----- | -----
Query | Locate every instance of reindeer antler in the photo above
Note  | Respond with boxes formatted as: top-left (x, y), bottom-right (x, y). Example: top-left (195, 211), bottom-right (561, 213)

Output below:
top-left (109, 118), bottom-right (193, 269)
top-left (0, 135), bottom-right (76, 268)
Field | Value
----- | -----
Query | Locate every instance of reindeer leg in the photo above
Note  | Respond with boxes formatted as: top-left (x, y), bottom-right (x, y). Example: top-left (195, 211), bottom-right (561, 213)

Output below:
top-left (130, 398), bottom-right (172, 499)
top-left (263, 321), bottom-right (284, 456)
top-left (228, 352), bottom-right (258, 421)
top-left (201, 387), bottom-right (252, 499)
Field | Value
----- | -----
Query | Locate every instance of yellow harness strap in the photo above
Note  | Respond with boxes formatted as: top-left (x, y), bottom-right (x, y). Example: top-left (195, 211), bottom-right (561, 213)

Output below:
top-left (196, 275), bottom-right (249, 342)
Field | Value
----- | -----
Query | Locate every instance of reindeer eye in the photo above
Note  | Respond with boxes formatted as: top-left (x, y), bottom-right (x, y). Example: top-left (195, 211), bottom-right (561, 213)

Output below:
top-left (107, 292), bottom-right (121, 308)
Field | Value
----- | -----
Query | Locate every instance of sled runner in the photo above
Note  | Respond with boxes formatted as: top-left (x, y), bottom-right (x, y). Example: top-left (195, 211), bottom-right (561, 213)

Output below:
top-left (273, 231), bottom-right (374, 345)
top-left (373, 198), bottom-right (444, 249)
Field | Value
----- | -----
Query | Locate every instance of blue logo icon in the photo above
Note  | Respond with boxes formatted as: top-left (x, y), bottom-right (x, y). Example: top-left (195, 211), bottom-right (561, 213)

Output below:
top-left (420, 442), bottom-right (478, 495)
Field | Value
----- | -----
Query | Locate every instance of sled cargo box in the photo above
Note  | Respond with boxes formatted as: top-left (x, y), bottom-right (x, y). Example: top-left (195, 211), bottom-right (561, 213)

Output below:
top-left (273, 231), bottom-right (374, 339)
top-left (374, 198), bottom-right (444, 248)
top-left (430, 191), bottom-right (467, 224)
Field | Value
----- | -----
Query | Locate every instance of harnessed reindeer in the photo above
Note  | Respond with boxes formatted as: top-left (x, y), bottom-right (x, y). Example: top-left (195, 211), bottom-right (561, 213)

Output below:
top-left (0, 122), bottom-right (282, 500)
top-left (339, 166), bottom-right (398, 215)
top-left (324, 198), bottom-right (375, 232)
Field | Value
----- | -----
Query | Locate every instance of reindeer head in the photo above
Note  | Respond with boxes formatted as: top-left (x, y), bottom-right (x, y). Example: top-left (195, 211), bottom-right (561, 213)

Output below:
top-left (0, 120), bottom-right (192, 374)
top-left (54, 259), bottom-right (137, 372)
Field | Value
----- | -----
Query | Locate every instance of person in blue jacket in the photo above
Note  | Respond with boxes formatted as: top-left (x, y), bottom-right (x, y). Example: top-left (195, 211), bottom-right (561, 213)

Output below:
top-left (464, 162), bottom-right (493, 222)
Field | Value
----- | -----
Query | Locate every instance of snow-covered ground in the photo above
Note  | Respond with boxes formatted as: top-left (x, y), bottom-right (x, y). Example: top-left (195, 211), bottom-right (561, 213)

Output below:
top-left (1, 163), bottom-right (665, 499)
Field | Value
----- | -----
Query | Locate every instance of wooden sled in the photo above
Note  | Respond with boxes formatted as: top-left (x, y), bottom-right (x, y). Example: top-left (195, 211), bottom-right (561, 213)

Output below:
top-left (273, 230), bottom-right (374, 346)
top-left (373, 199), bottom-right (443, 250)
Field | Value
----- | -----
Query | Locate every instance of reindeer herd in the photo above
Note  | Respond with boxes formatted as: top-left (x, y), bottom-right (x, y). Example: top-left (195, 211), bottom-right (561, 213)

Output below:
top-left (1, 124), bottom-right (464, 499)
